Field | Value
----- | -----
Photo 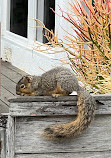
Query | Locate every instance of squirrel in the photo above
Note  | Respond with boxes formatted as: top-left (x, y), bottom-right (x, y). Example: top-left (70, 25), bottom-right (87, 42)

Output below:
top-left (16, 66), bottom-right (96, 140)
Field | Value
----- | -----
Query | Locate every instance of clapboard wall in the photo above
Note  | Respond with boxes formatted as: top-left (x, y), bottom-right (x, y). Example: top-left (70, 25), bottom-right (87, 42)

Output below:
top-left (3, 94), bottom-right (111, 158)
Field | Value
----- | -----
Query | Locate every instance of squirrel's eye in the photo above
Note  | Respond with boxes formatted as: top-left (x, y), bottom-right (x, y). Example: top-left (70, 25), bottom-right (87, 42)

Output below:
top-left (20, 84), bottom-right (25, 89)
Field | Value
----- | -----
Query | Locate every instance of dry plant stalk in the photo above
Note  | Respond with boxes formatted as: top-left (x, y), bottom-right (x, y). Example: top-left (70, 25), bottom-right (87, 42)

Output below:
top-left (34, 0), bottom-right (111, 94)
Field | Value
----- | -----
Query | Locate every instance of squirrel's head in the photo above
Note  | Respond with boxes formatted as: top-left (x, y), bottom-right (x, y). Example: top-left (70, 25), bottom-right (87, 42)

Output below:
top-left (16, 75), bottom-right (36, 96)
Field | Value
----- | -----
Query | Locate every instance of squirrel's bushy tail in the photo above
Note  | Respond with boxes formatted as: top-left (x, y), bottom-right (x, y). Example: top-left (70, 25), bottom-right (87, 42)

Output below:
top-left (42, 87), bottom-right (96, 140)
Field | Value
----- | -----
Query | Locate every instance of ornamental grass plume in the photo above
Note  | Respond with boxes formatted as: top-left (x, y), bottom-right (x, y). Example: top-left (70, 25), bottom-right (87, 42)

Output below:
top-left (34, 0), bottom-right (111, 94)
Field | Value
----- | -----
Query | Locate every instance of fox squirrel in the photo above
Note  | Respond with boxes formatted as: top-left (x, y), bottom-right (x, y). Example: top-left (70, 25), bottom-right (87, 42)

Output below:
top-left (16, 67), bottom-right (96, 140)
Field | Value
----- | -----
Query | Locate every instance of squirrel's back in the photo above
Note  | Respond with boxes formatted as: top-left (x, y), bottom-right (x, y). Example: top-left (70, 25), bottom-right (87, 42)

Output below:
top-left (41, 67), bottom-right (79, 95)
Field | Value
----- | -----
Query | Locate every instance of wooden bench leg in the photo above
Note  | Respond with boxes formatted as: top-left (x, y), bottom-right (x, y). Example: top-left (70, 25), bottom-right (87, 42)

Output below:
top-left (0, 127), bottom-right (6, 158)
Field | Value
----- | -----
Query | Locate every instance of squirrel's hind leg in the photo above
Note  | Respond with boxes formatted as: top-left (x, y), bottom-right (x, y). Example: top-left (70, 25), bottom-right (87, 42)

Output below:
top-left (51, 83), bottom-right (69, 98)
top-left (52, 93), bottom-right (67, 98)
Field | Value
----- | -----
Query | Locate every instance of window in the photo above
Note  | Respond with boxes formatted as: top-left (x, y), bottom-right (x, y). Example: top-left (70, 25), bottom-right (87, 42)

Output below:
top-left (37, 0), bottom-right (55, 43)
top-left (10, 0), bottom-right (28, 38)
top-left (92, 0), bottom-right (95, 7)
top-left (43, 0), bottom-right (55, 43)
top-left (8, 0), bottom-right (55, 43)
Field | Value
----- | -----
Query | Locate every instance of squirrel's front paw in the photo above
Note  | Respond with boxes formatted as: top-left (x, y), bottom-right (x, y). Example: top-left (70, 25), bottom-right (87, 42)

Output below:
top-left (52, 94), bottom-right (62, 98)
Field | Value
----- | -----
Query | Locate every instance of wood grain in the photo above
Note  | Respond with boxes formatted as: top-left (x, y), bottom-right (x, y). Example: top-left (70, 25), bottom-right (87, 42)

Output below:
top-left (0, 128), bottom-right (6, 158)
top-left (1, 61), bottom-right (27, 76)
top-left (9, 100), bottom-right (111, 116)
top-left (15, 152), bottom-right (111, 158)
top-left (14, 115), bottom-right (111, 154)
top-left (1, 74), bottom-right (16, 96)
top-left (6, 116), bottom-right (15, 158)
top-left (5, 94), bottom-right (111, 158)
top-left (8, 94), bottom-right (111, 103)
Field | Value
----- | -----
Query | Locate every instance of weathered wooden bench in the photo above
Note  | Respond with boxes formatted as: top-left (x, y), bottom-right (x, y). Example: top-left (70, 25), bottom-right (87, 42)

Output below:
top-left (0, 115), bottom-right (7, 158)
top-left (1, 94), bottom-right (111, 158)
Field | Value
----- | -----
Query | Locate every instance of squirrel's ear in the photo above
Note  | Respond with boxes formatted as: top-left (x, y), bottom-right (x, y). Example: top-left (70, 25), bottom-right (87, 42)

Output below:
top-left (25, 76), bottom-right (33, 83)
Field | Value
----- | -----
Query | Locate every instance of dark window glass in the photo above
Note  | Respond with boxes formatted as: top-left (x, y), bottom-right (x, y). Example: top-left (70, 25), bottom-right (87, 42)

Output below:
top-left (43, 0), bottom-right (55, 43)
top-left (92, 0), bottom-right (104, 7)
top-left (10, 0), bottom-right (28, 38)
top-left (92, 0), bottom-right (95, 7)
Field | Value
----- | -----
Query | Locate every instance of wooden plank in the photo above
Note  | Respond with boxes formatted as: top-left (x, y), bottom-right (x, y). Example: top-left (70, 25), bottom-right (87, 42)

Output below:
top-left (8, 94), bottom-right (111, 103)
top-left (1, 64), bottom-right (23, 84)
top-left (14, 115), bottom-right (111, 153)
top-left (93, 94), bottom-right (111, 101)
top-left (0, 86), bottom-right (13, 112)
top-left (0, 99), bottom-right (9, 113)
top-left (6, 116), bottom-right (15, 158)
top-left (1, 86), bottom-right (15, 104)
top-left (1, 74), bottom-right (16, 96)
top-left (8, 96), bottom-right (78, 103)
top-left (1, 61), bottom-right (27, 76)
top-left (15, 151), bottom-right (111, 158)
top-left (9, 99), bottom-right (111, 116)
top-left (9, 101), bottom-right (77, 116)
top-left (0, 128), bottom-right (6, 158)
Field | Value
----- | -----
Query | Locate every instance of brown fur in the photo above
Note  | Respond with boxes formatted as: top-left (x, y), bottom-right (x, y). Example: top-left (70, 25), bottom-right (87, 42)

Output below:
top-left (16, 67), bottom-right (96, 140)
top-left (42, 87), bottom-right (96, 140)
top-left (47, 83), bottom-right (69, 97)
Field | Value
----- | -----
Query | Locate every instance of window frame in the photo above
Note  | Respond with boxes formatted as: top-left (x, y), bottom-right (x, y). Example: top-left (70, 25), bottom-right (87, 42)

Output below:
top-left (2, 0), bottom-right (38, 46)
top-left (2, 0), bottom-right (55, 46)
top-left (36, 0), bottom-right (55, 43)
top-left (36, 0), bottom-right (44, 43)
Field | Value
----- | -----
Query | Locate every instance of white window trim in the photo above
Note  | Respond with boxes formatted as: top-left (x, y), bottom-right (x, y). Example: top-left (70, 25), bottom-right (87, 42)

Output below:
top-left (36, 0), bottom-right (44, 43)
top-left (28, 0), bottom-right (37, 45)
top-left (1, 0), bottom-right (57, 58)
top-left (2, 0), bottom-right (38, 47)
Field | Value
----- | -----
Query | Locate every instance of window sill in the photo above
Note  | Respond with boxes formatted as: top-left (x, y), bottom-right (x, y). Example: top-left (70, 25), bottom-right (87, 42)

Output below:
top-left (2, 31), bottom-right (55, 59)
top-left (2, 31), bottom-right (28, 47)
